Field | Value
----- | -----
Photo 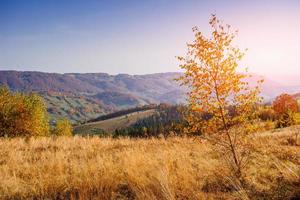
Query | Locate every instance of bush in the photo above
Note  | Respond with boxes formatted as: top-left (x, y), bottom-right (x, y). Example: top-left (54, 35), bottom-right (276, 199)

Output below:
top-left (275, 112), bottom-right (295, 128)
top-left (273, 94), bottom-right (298, 115)
top-left (52, 118), bottom-right (73, 136)
top-left (273, 94), bottom-right (298, 128)
top-left (0, 86), bottom-right (50, 137)
top-left (258, 107), bottom-right (276, 121)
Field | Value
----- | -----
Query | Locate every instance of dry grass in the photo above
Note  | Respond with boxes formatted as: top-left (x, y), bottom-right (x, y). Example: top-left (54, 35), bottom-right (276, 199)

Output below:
top-left (0, 128), bottom-right (299, 200)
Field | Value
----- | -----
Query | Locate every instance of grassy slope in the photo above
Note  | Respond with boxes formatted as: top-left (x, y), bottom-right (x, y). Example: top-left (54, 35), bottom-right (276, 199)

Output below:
top-left (42, 94), bottom-right (107, 124)
top-left (0, 128), bottom-right (299, 200)
top-left (73, 109), bottom-right (157, 134)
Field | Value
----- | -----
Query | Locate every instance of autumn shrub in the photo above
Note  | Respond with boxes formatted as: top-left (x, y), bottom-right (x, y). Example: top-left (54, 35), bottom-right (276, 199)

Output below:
top-left (273, 94), bottom-right (298, 115)
top-left (262, 120), bottom-right (275, 131)
top-left (0, 86), bottom-right (50, 137)
top-left (275, 111), bottom-right (295, 128)
top-left (273, 94), bottom-right (298, 128)
top-left (52, 118), bottom-right (73, 136)
top-left (258, 106), bottom-right (276, 121)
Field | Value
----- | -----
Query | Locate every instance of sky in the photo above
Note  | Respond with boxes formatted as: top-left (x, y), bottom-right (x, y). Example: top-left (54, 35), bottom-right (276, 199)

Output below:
top-left (1, 0), bottom-right (300, 78)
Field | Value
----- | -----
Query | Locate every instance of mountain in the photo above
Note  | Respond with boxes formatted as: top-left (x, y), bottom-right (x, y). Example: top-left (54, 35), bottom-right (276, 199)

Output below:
top-left (0, 71), bottom-right (184, 102)
top-left (0, 70), bottom-right (299, 122)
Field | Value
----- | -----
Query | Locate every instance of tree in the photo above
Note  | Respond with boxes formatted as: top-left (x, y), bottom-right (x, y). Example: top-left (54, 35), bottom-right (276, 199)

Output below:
top-left (273, 94), bottom-right (298, 115)
top-left (52, 118), bottom-right (73, 136)
top-left (178, 15), bottom-right (262, 177)
top-left (0, 86), bottom-right (50, 137)
top-left (273, 93), bottom-right (298, 128)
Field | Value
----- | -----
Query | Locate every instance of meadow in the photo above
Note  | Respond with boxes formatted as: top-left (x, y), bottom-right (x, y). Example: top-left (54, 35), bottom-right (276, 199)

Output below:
top-left (0, 127), bottom-right (299, 200)
top-left (73, 109), bottom-right (156, 135)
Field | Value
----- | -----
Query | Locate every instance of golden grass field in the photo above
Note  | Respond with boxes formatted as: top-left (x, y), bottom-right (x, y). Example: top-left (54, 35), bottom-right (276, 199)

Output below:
top-left (0, 127), bottom-right (299, 200)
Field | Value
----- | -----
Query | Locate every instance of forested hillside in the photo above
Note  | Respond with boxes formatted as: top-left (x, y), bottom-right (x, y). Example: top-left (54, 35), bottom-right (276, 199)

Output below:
top-left (1, 71), bottom-right (299, 101)
top-left (0, 71), bottom-right (184, 103)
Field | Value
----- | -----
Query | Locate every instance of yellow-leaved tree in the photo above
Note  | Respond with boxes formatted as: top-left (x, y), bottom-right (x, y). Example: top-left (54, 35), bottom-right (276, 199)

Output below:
top-left (0, 86), bottom-right (50, 137)
top-left (52, 118), bottom-right (73, 136)
top-left (178, 15), bottom-right (262, 177)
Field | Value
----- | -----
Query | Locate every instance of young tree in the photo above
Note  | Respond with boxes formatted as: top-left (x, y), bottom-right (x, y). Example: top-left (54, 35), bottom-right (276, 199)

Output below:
top-left (52, 118), bottom-right (73, 136)
top-left (178, 15), bottom-right (262, 177)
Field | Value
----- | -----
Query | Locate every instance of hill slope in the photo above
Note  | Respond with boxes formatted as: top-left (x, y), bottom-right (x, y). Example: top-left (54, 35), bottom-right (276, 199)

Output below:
top-left (73, 109), bottom-right (156, 135)
top-left (40, 92), bottom-right (110, 124)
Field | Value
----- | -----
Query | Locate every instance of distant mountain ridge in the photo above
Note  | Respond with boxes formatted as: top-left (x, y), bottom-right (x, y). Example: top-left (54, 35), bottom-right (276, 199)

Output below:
top-left (0, 70), bottom-right (185, 103)
top-left (1, 70), bottom-right (299, 98)
top-left (0, 70), bottom-right (299, 122)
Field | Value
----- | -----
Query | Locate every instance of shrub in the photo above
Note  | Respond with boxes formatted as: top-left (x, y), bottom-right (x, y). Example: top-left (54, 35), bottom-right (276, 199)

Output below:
top-left (52, 118), bottom-right (73, 136)
top-left (0, 86), bottom-right (50, 137)
top-left (273, 94), bottom-right (298, 115)
top-left (276, 111), bottom-right (295, 128)
top-left (258, 106), bottom-right (276, 121)
top-left (273, 94), bottom-right (298, 128)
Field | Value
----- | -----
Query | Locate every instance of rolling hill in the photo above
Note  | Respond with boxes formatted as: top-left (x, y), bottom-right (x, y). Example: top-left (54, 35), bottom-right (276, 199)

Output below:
top-left (73, 109), bottom-right (157, 135)
top-left (40, 92), bottom-right (110, 124)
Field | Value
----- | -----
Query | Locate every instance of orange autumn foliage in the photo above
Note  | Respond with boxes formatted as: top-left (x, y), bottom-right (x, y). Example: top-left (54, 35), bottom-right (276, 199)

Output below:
top-left (272, 93), bottom-right (298, 116)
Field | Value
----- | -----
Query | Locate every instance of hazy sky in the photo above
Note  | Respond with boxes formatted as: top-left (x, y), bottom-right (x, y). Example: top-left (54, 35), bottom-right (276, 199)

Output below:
top-left (1, 0), bottom-right (300, 76)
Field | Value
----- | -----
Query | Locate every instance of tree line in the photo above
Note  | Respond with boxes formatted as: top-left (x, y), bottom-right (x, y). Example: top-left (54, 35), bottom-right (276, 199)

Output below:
top-left (112, 95), bottom-right (299, 138)
top-left (114, 104), bottom-right (187, 138)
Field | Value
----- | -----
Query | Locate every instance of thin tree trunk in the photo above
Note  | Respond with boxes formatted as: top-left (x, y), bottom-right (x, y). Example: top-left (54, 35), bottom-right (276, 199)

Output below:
top-left (214, 81), bottom-right (241, 177)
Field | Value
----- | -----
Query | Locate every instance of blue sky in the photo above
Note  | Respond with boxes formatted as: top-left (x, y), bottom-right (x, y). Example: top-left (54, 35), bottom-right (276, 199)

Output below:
top-left (1, 0), bottom-right (300, 76)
